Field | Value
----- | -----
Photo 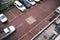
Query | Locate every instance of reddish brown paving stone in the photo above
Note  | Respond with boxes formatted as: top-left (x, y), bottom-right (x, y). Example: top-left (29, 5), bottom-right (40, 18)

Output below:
top-left (9, 16), bottom-right (24, 27)
top-left (25, 0), bottom-right (58, 21)
top-left (4, 11), bottom-right (15, 22)
top-left (4, 18), bottom-right (40, 40)
top-left (9, 15), bottom-right (38, 27)
top-left (0, 24), bottom-right (2, 27)
top-left (30, 20), bottom-right (49, 35)
top-left (3, 15), bottom-right (40, 40)
top-left (10, 7), bottom-right (22, 16)
top-left (2, 0), bottom-right (60, 40)
top-left (44, 12), bottom-right (55, 23)
top-left (18, 32), bottom-right (34, 40)
top-left (0, 22), bottom-right (3, 27)
top-left (25, 16), bottom-right (37, 24)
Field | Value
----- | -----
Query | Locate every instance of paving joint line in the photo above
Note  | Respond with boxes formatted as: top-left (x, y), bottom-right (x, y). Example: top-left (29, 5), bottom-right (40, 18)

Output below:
top-left (18, 32), bottom-right (29, 40)
top-left (29, 12), bottom-right (54, 32)
top-left (18, 11), bottom-right (55, 40)
top-left (44, 11), bottom-right (55, 23)
top-left (9, 13), bottom-right (23, 23)
top-left (16, 23), bottom-right (23, 28)
top-left (9, 10), bottom-right (17, 18)
top-left (29, 31), bottom-right (35, 36)
top-left (9, 17), bottom-right (16, 22)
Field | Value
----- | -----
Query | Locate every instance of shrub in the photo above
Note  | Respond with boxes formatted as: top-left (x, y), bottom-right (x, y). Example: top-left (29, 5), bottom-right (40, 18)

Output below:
top-left (0, 1), bottom-right (14, 12)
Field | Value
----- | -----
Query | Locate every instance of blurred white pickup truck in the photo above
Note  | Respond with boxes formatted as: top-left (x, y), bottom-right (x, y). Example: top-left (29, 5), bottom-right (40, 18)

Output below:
top-left (0, 25), bottom-right (16, 40)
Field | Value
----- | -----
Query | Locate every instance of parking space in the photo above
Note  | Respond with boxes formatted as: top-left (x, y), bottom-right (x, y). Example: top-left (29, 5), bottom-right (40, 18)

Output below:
top-left (18, 32), bottom-right (34, 40)
top-left (9, 7), bottom-right (22, 16)
top-left (0, 0), bottom-right (59, 40)
top-left (30, 20), bottom-right (49, 35)
top-left (4, 11), bottom-right (16, 22)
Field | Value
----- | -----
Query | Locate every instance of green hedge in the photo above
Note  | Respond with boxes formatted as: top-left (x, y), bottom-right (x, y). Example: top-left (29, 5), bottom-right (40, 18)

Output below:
top-left (0, 1), bottom-right (14, 12)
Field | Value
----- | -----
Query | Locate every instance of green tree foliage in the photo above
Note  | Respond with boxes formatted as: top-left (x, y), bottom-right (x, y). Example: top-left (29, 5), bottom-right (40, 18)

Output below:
top-left (0, 1), bottom-right (14, 12)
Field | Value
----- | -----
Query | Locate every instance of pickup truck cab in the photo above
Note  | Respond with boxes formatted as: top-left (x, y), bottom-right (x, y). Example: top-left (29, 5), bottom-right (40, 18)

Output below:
top-left (0, 25), bottom-right (16, 40)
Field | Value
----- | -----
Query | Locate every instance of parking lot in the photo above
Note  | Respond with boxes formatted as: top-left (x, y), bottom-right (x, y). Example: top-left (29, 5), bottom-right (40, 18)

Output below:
top-left (0, 0), bottom-right (59, 40)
